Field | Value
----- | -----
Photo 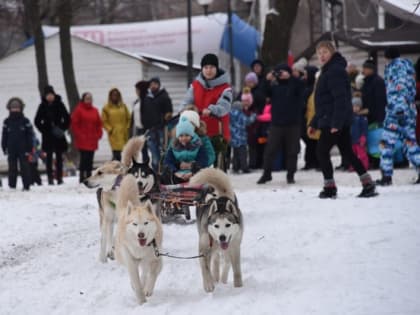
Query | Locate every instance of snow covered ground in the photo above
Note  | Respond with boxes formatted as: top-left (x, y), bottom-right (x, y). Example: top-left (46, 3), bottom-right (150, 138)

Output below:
top-left (1, 166), bottom-right (419, 315)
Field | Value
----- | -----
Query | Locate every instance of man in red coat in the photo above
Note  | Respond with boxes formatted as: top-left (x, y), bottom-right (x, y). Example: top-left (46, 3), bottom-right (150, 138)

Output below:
top-left (180, 53), bottom-right (232, 169)
top-left (71, 92), bottom-right (103, 183)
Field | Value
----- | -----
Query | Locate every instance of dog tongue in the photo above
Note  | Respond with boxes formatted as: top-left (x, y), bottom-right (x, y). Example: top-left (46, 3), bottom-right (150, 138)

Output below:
top-left (139, 238), bottom-right (147, 247)
top-left (220, 242), bottom-right (229, 250)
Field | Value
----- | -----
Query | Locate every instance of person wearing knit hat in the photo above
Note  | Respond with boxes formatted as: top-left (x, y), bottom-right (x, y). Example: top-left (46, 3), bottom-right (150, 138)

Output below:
top-left (149, 76), bottom-right (161, 85)
top-left (142, 75), bottom-right (173, 172)
top-left (360, 57), bottom-right (386, 170)
top-left (180, 110), bottom-right (200, 129)
top-left (180, 52), bottom-right (232, 170)
top-left (34, 85), bottom-right (70, 185)
top-left (257, 61), bottom-right (304, 185)
top-left (362, 58), bottom-right (376, 71)
top-left (43, 85), bottom-right (55, 97)
top-left (6, 97), bottom-right (25, 111)
top-left (176, 116), bottom-right (195, 138)
top-left (241, 87), bottom-right (254, 107)
top-left (163, 116), bottom-right (208, 184)
top-left (2, 97), bottom-right (34, 190)
top-left (180, 109), bottom-right (216, 167)
top-left (201, 53), bottom-right (219, 70)
top-left (230, 100), bottom-right (256, 173)
top-left (376, 45), bottom-right (420, 185)
top-left (241, 70), bottom-right (266, 169)
top-left (244, 72), bottom-right (258, 85)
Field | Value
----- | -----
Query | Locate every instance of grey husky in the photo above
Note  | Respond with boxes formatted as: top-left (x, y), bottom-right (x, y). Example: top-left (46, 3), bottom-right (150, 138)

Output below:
top-left (189, 168), bottom-right (243, 292)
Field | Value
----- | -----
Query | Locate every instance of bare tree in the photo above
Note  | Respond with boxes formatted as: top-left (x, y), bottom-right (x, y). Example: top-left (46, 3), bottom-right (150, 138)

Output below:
top-left (261, 0), bottom-right (301, 67)
top-left (23, 0), bottom-right (49, 98)
top-left (57, 0), bottom-right (79, 112)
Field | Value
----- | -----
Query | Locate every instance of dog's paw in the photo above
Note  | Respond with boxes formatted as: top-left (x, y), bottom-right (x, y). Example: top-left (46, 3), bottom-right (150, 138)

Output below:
top-left (99, 254), bottom-right (107, 263)
top-left (107, 251), bottom-right (115, 260)
top-left (203, 281), bottom-right (215, 293)
top-left (136, 292), bottom-right (147, 305)
top-left (137, 296), bottom-right (147, 305)
top-left (144, 289), bottom-right (153, 297)
top-left (234, 277), bottom-right (243, 288)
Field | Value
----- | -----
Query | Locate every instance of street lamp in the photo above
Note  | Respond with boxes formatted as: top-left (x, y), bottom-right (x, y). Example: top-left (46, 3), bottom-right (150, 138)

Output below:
top-left (187, 0), bottom-right (193, 86)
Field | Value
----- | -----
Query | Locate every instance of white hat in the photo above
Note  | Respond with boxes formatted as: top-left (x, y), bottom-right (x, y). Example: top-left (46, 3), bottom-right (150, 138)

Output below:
top-left (292, 58), bottom-right (308, 73)
top-left (180, 110), bottom-right (200, 128)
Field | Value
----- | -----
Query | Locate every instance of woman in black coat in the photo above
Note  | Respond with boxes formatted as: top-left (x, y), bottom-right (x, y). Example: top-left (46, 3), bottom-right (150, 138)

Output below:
top-left (308, 41), bottom-right (377, 198)
top-left (34, 85), bottom-right (70, 185)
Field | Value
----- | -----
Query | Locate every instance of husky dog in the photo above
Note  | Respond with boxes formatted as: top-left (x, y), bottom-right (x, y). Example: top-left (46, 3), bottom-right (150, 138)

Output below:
top-left (84, 136), bottom-right (147, 262)
top-left (127, 159), bottom-right (159, 196)
top-left (189, 168), bottom-right (243, 292)
top-left (115, 174), bottom-right (163, 305)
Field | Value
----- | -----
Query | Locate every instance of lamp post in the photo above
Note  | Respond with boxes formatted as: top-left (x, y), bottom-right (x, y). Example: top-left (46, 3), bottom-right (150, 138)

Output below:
top-left (187, 0), bottom-right (193, 86)
top-left (226, 0), bottom-right (235, 90)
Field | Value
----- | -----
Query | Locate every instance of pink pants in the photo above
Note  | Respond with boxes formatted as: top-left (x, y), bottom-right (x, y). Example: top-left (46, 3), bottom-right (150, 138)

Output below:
top-left (351, 143), bottom-right (369, 170)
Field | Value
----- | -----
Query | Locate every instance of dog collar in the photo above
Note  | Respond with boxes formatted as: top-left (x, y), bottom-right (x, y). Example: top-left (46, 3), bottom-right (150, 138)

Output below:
top-left (112, 174), bottom-right (124, 190)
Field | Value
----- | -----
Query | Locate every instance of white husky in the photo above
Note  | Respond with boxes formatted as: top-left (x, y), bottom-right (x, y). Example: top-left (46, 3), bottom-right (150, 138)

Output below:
top-left (83, 136), bottom-right (146, 262)
top-left (190, 168), bottom-right (243, 292)
top-left (115, 174), bottom-right (163, 304)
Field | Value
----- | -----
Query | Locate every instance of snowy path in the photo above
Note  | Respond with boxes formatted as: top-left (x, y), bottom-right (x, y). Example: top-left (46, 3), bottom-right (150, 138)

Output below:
top-left (0, 169), bottom-right (419, 315)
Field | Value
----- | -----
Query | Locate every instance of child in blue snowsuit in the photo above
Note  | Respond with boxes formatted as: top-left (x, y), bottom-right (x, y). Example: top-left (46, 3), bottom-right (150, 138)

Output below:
top-left (1, 98), bottom-right (33, 190)
top-left (230, 101), bottom-right (256, 173)
top-left (377, 47), bottom-right (420, 185)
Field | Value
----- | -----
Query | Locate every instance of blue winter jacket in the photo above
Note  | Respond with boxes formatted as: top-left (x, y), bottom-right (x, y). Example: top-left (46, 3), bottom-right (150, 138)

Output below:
top-left (384, 58), bottom-right (417, 120)
top-left (164, 133), bottom-right (208, 173)
top-left (1, 112), bottom-right (33, 155)
top-left (229, 108), bottom-right (256, 148)
top-left (351, 114), bottom-right (368, 145)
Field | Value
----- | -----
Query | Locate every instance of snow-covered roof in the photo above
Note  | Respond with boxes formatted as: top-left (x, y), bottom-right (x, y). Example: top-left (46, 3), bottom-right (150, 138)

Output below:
top-left (369, 0), bottom-right (420, 24)
top-left (42, 14), bottom-right (227, 67)
top-left (359, 40), bottom-right (420, 46)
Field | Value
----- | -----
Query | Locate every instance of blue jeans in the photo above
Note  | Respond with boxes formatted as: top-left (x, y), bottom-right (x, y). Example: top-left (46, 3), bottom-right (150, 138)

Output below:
top-left (147, 128), bottom-right (163, 172)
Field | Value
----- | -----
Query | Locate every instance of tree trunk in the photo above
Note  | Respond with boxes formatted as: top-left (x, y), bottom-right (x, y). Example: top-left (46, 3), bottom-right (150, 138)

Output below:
top-left (23, 0), bottom-right (49, 98)
top-left (261, 0), bottom-right (301, 67)
top-left (58, 0), bottom-right (80, 162)
top-left (57, 0), bottom-right (79, 112)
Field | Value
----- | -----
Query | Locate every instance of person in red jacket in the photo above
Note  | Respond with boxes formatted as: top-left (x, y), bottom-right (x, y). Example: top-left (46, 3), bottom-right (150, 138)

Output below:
top-left (71, 92), bottom-right (103, 183)
top-left (180, 53), bottom-right (232, 170)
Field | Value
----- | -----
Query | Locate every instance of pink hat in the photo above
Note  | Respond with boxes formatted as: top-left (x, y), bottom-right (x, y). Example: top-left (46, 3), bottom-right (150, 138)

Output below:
top-left (244, 72), bottom-right (258, 84)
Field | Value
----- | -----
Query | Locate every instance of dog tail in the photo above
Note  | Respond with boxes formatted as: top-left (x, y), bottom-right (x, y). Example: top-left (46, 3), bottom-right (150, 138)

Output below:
top-left (121, 135), bottom-right (146, 168)
top-left (190, 168), bottom-right (235, 199)
top-left (117, 174), bottom-right (140, 212)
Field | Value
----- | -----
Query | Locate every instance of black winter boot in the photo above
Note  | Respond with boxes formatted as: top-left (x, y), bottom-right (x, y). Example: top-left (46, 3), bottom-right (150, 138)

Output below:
top-left (319, 186), bottom-right (337, 199)
top-left (257, 171), bottom-right (272, 184)
top-left (358, 182), bottom-right (378, 198)
top-left (375, 176), bottom-right (392, 186)
top-left (415, 174), bottom-right (420, 184)
top-left (286, 173), bottom-right (295, 184)
top-left (48, 176), bottom-right (54, 185)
